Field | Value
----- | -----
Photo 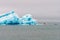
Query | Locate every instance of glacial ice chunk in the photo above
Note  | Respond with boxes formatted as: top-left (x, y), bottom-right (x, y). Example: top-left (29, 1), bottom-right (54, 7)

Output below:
top-left (0, 10), bottom-right (37, 25)
top-left (20, 14), bottom-right (37, 25)
top-left (0, 10), bottom-right (20, 25)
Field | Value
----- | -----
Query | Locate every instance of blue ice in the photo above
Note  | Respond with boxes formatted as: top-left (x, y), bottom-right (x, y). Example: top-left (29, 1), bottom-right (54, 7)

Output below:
top-left (0, 10), bottom-right (37, 25)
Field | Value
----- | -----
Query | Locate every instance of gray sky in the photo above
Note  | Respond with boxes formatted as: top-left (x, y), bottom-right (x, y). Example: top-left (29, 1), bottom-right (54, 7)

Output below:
top-left (0, 0), bottom-right (60, 20)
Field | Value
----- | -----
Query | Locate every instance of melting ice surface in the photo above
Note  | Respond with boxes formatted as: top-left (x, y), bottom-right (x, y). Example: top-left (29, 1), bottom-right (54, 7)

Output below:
top-left (0, 10), bottom-right (37, 25)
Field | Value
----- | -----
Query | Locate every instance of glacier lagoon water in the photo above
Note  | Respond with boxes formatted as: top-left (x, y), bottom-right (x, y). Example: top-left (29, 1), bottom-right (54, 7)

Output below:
top-left (0, 22), bottom-right (60, 40)
top-left (0, 10), bottom-right (37, 25)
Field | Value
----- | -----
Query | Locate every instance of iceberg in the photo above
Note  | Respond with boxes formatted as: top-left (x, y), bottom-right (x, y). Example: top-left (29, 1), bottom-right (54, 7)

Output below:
top-left (20, 14), bottom-right (37, 25)
top-left (0, 10), bottom-right (20, 25)
top-left (0, 10), bottom-right (37, 25)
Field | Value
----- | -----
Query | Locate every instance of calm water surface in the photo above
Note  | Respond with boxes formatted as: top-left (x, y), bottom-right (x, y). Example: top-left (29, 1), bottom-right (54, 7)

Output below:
top-left (0, 22), bottom-right (60, 40)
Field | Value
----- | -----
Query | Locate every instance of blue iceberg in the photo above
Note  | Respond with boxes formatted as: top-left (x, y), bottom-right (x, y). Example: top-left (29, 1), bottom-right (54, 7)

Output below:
top-left (0, 10), bottom-right (37, 25)
top-left (0, 10), bottom-right (20, 25)
top-left (20, 14), bottom-right (37, 25)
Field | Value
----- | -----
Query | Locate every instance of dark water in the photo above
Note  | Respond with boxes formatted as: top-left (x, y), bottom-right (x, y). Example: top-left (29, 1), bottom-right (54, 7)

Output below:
top-left (0, 22), bottom-right (60, 40)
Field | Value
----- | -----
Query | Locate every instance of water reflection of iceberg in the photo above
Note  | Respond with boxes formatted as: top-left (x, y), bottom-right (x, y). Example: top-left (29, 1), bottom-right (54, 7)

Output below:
top-left (0, 10), bottom-right (37, 25)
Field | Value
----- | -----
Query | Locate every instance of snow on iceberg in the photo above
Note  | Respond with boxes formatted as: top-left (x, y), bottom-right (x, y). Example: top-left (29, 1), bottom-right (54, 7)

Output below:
top-left (0, 10), bottom-right (37, 25)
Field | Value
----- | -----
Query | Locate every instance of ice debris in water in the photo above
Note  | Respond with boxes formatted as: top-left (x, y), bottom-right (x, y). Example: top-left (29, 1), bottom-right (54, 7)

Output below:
top-left (0, 10), bottom-right (37, 25)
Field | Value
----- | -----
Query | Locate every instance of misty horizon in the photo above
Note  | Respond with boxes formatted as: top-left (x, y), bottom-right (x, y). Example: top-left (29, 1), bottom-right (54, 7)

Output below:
top-left (0, 0), bottom-right (60, 21)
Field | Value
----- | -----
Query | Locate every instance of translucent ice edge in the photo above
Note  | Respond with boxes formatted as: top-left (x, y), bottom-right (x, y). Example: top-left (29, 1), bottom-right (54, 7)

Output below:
top-left (0, 10), bottom-right (38, 25)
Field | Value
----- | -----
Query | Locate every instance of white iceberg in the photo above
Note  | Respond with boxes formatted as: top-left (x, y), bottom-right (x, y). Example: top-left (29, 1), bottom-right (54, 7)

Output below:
top-left (0, 10), bottom-right (37, 25)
